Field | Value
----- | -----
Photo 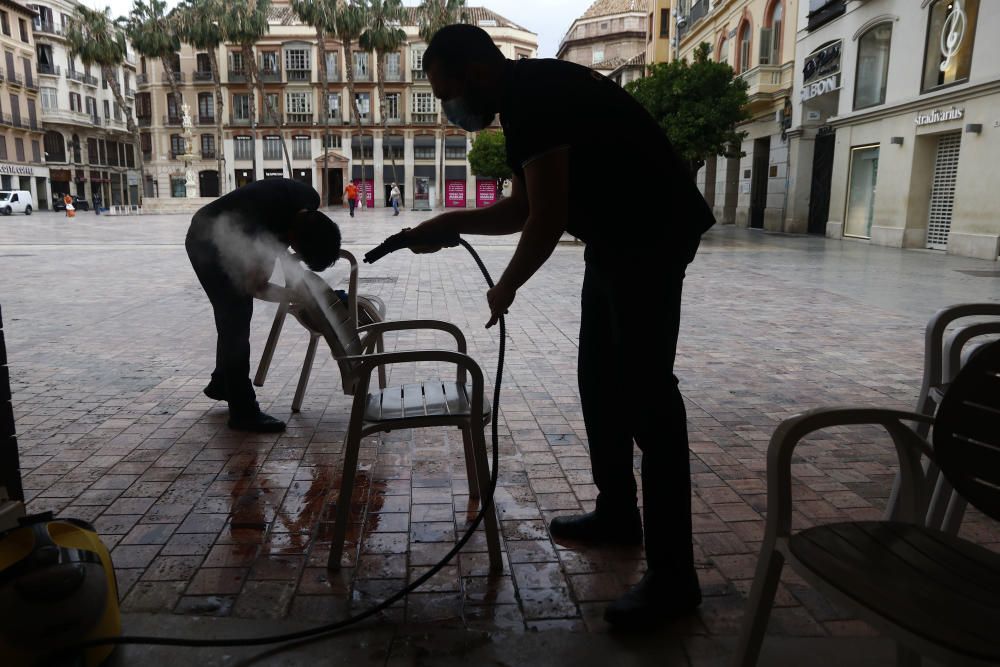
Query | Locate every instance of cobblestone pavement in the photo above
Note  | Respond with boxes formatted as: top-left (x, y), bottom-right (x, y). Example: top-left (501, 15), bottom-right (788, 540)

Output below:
top-left (2, 208), bottom-right (999, 663)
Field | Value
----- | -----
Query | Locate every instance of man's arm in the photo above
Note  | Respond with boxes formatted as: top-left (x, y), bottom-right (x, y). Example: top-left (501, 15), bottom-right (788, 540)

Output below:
top-left (485, 149), bottom-right (569, 327)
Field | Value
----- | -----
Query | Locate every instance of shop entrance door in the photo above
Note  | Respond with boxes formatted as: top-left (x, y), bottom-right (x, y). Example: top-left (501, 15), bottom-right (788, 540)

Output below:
top-left (326, 168), bottom-right (343, 206)
top-left (749, 137), bottom-right (770, 229)
top-left (808, 131), bottom-right (835, 235)
top-left (926, 132), bottom-right (962, 251)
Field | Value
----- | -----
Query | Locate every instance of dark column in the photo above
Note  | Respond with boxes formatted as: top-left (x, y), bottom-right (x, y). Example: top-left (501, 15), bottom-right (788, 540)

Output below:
top-left (0, 305), bottom-right (23, 502)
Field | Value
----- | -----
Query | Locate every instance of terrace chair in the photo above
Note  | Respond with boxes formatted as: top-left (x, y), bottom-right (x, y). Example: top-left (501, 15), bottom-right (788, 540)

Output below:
top-left (281, 265), bottom-right (503, 574)
top-left (734, 339), bottom-right (1000, 667)
top-left (887, 303), bottom-right (1000, 534)
top-left (254, 250), bottom-right (388, 412)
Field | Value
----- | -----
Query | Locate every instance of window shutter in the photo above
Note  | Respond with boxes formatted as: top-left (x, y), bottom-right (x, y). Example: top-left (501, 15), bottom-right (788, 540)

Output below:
top-left (758, 27), bottom-right (773, 65)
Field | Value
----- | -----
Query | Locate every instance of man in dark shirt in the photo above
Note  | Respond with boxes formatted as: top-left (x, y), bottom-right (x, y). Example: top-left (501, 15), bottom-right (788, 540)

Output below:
top-left (186, 178), bottom-right (341, 432)
top-left (403, 25), bottom-right (715, 628)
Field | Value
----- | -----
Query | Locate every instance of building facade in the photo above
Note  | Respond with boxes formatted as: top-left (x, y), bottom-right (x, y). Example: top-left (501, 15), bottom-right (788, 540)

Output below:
top-left (557, 0), bottom-right (648, 78)
top-left (644, 0), bottom-right (674, 65)
top-left (137, 5), bottom-right (536, 208)
top-left (29, 0), bottom-right (139, 208)
top-left (785, 0), bottom-right (1000, 260)
top-left (0, 0), bottom-right (46, 206)
top-left (676, 0), bottom-right (795, 228)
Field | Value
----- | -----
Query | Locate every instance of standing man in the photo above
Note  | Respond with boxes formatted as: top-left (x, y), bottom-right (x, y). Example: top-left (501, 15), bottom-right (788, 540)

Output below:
top-left (403, 25), bottom-right (715, 627)
top-left (186, 178), bottom-right (341, 432)
top-left (344, 181), bottom-right (359, 218)
top-left (390, 182), bottom-right (402, 216)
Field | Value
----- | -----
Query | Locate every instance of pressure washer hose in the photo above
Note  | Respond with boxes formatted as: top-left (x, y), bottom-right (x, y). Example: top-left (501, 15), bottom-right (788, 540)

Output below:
top-left (64, 238), bottom-right (503, 656)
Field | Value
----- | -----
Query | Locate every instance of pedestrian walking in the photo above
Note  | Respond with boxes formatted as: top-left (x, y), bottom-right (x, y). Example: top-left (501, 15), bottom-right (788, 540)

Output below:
top-left (63, 193), bottom-right (74, 219)
top-left (93, 192), bottom-right (102, 216)
top-left (403, 25), bottom-right (715, 629)
top-left (390, 182), bottom-right (401, 216)
top-left (344, 182), bottom-right (359, 217)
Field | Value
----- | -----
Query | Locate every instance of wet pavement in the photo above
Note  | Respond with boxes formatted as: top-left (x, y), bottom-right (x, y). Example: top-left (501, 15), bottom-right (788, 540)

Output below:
top-left (2, 207), bottom-right (998, 664)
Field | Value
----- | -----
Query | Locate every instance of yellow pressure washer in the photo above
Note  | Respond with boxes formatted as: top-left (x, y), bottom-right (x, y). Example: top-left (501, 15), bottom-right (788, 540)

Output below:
top-left (0, 512), bottom-right (120, 667)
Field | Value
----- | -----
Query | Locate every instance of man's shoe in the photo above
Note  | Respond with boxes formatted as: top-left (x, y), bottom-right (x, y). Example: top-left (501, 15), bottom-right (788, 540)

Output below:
top-left (604, 570), bottom-right (701, 629)
top-left (549, 510), bottom-right (642, 546)
top-left (228, 410), bottom-right (286, 433)
top-left (203, 380), bottom-right (227, 401)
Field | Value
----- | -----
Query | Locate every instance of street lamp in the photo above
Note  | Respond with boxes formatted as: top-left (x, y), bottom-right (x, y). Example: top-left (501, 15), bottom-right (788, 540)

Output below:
top-left (672, 9), bottom-right (687, 62)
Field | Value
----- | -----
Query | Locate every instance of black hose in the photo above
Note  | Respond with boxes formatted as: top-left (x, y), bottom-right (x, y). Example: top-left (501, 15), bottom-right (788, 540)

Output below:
top-left (61, 240), bottom-right (504, 655)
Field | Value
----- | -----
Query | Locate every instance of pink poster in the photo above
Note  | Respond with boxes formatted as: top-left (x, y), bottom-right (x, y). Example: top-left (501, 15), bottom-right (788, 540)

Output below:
top-left (445, 180), bottom-right (466, 208)
top-left (353, 180), bottom-right (375, 208)
top-left (476, 180), bottom-right (497, 208)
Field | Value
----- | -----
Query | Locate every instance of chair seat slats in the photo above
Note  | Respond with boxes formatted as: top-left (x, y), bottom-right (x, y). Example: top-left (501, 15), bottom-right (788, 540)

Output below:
top-left (364, 381), bottom-right (489, 423)
top-left (789, 521), bottom-right (1000, 661)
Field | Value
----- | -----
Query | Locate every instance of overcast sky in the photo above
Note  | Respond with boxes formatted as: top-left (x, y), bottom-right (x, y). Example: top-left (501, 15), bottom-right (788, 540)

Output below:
top-left (91, 0), bottom-right (592, 58)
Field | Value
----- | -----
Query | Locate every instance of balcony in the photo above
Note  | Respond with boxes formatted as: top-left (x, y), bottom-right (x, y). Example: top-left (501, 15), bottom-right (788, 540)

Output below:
top-left (83, 74), bottom-right (98, 86)
top-left (136, 73), bottom-right (149, 85)
top-left (38, 63), bottom-right (60, 77)
top-left (163, 115), bottom-right (182, 126)
top-left (192, 70), bottom-right (213, 82)
top-left (162, 70), bottom-right (185, 84)
top-left (384, 71), bottom-right (403, 82)
top-left (202, 149), bottom-right (216, 159)
top-left (34, 20), bottom-right (63, 36)
top-left (412, 69), bottom-right (428, 81)
top-left (412, 112), bottom-right (437, 124)
top-left (124, 87), bottom-right (134, 98)
top-left (0, 113), bottom-right (10, 126)
top-left (352, 69), bottom-right (372, 82)
top-left (25, 76), bottom-right (37, 91)
top-left (198, 115), bottom-right (215, 125)
top-left (323, 70), bottom-right (341, 83)
top-left (286, 69), bottom-right (310, 82)
top-left (228, 70), bottom-right (246, 83)
top-left (169, 150), bottom-right (185, 160)
top-left (90, 115), bottom-right (101, 126)
top-left (142, 150), bottom-right (152, 161)
top-left (259, 68), bottom-right (281, 83)
top-left (229, 115), bottom-right (251, 126)
top-left (7, 73), bottom-right (22, 88)
top-left (137, 116), bottom-right (152, 128)
top-left (739, 63), bottom-right (793, 110)
top-left (286, 113), bottom-right (313, 126)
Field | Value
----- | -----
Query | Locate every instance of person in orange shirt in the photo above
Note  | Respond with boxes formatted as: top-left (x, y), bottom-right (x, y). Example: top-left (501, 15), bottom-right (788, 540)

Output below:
top-left (63, 193), bottom-right (74, 218)
top-left (344, 182), bottom-right (359, 217)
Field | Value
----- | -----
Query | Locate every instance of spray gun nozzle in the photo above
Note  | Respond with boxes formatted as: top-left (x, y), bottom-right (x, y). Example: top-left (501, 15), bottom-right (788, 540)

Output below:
top-left (364, 229), bottom-right (461, 264)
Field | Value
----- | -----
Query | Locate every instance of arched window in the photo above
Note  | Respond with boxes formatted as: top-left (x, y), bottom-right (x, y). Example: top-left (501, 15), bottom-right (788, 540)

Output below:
top-left (43, 130), bottom-right (65, 162)
top-left (717, 33), bottom-right (729, 65)
top-left (762, 0), bottom-right (783, 64)
top-left (855, 23), bottom-right (893, 109)
top-left (738, 21), bottom-right (752, 73)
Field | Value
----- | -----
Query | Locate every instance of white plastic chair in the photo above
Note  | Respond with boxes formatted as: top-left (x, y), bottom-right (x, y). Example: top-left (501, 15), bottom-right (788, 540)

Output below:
top-left (282, 267), bottom-right (503, 574)
top-left (734, 341), bottom-right (1000, 667)
top-left (254, 250), bottom-right (388, 411)
top-left (887, 303), bottom-right (1000, 534)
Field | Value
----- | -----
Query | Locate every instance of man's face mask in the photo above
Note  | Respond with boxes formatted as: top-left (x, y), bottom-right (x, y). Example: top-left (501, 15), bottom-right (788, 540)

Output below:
top-left (441, 80), bottom-right (496, 132)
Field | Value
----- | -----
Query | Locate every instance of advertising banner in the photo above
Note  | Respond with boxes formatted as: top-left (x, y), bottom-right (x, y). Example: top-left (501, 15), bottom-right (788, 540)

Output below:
top-left (476, 179), bottom-right (497, 208)
top-left (445, 180), bottom-right (466, 208)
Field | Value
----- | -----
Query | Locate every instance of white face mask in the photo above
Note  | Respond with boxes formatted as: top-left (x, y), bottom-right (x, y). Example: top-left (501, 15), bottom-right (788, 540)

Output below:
top-left (442, 97), bottom-right (495, 132)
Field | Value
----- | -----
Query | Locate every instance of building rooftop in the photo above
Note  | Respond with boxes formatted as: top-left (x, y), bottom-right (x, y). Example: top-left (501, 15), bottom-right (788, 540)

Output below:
top-left (580, 0), bottom-right (648, 19)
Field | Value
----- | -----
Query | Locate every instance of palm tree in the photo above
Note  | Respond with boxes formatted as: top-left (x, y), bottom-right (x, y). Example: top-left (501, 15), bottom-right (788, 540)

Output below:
top-left (416, 0), bottom-right (466, 207)
top-left (336, 1), bottom-right (368, 211)
top-left (220, 0), bottom-right (292, 176)
top-left (122, 0), bottom-right (185, 127)
top-left (66, 6), bottom-right (145, 204)
top-left (360, 0), bottom-right (406, 191)
top-left (172, 0), bottom-right (226, 192)
top-left (290, 0), bottom-right (338, 206)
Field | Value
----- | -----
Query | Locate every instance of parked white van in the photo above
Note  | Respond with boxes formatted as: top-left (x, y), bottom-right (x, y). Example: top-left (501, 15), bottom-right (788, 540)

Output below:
top-left (0, 191), bottom-right (33, 215)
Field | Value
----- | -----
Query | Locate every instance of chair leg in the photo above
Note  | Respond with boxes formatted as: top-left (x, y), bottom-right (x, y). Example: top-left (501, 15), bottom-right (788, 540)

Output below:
top-left (254, 301), bottom-right (289, 387)
top-left (941, 492), bottom-right (968, 535)
top-left (292, 335), bottom-right (319, 413)
top-left (732, 544), bottom-right (785, 667)
top-left (896, 643), bottom-right (921, 667)
top-left (376, 335), bottom-right (387, 390)
top-left (461, 426), bottom-right (481, 500)
top-left (468, 421), bottom-right (502, 572)
top-left (328, 427), bottom-right (363, 571)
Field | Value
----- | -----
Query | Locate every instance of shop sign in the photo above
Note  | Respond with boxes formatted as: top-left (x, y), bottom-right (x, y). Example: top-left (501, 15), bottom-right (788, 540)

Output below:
top-left (476, 180), bottom-right (497, 208)
top-left (915, 107), bottom-right (964, 126)
top-left (939, 0), bottom-right (967, 73)
top-left (352, 179), bottom-right (375, 207)
top-left (801, 73), bottom-right (840, 101)
top-left (0, 163), bottom-right (34, 176)
top-left (802, 40), bottom-right (841, 85)
top-left (445, 180), bottom-right (466, 208)
top-left (264, 169), bottom-right (284, 178)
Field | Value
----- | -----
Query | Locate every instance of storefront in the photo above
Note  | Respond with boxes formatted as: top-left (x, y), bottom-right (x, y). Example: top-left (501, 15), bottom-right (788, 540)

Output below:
top-left (351, 165), bottom-right (375, 208)
top-left (444, 166), bottom-right (467, 208)
top-left (0, 163), bottom-right (50, 211)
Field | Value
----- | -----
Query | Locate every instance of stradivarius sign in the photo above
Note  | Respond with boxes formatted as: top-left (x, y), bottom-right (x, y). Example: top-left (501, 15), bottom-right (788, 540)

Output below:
top-left (914, 107), bottom-right (964, 126)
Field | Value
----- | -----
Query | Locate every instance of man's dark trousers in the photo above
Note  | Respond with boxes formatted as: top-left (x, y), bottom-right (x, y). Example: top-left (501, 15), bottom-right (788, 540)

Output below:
top-left (577, 251), bottom-right (696, 584)
top-left (185, 222), bottom-right (258, 415)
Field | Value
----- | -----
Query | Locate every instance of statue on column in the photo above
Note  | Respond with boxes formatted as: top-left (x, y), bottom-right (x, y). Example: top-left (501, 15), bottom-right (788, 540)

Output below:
top-left (181, 103), bottom-right (198, 198)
